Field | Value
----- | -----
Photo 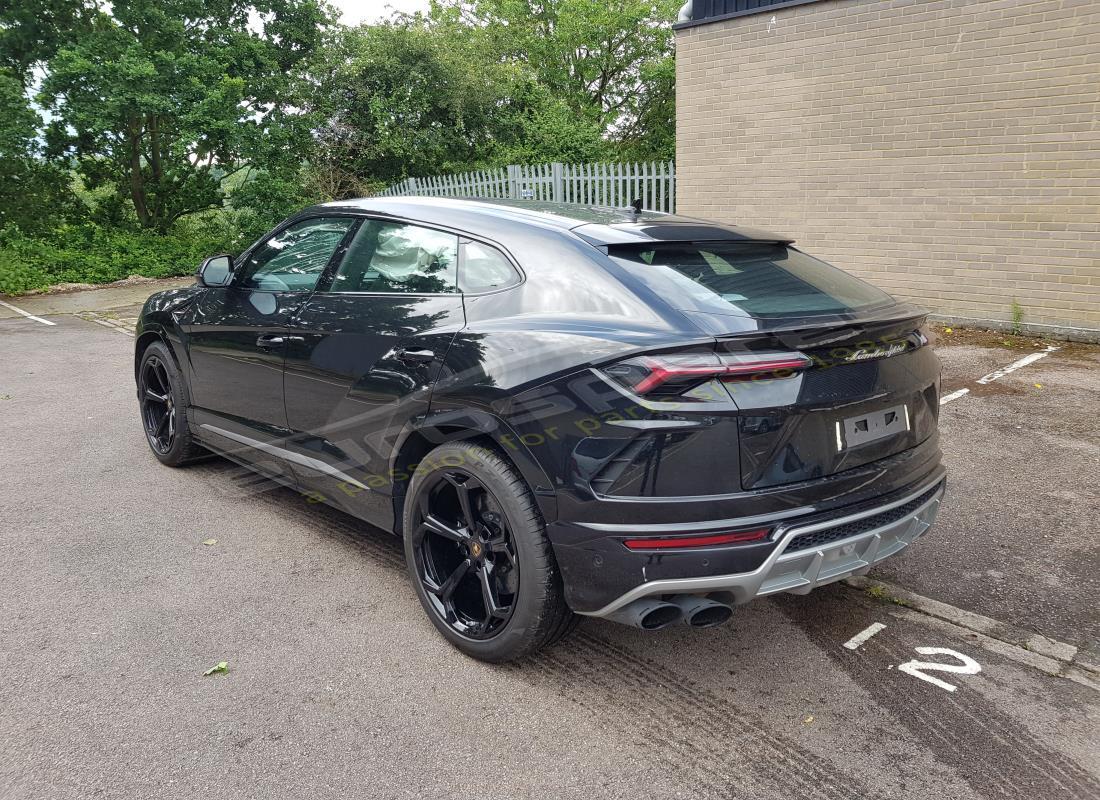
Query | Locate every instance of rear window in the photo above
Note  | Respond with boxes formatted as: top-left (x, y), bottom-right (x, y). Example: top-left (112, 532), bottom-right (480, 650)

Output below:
top-left (607, 242), bottom-right (894, 318)
top-left (459, 241), bottom-right (521, 292)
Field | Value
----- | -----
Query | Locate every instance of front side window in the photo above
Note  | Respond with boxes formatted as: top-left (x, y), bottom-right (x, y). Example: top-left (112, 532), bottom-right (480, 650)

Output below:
top-left (329, 220), bottom-right (458, 294)
top-left (237, 217), bottom-right (356, 292)
top-left (607, 242), bottom-right (894, 319)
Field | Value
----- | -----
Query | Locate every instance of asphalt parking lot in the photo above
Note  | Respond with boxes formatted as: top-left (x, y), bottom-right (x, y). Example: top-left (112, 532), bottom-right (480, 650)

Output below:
top-left (1, 281), bottom-right (1098, 800)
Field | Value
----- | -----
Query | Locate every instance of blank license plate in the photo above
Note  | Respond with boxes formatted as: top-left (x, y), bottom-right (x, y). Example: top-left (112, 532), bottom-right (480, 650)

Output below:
top-left (841, 404), bottom-right (908, 449)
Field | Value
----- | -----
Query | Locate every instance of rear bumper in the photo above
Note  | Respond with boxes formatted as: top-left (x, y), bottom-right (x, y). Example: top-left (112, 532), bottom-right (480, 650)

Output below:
top-left (558, 474), bottom-right (945, 616)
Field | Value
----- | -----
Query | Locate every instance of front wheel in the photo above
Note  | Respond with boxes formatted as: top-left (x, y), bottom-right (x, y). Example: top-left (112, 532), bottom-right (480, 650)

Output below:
top-left (402, 441), bottom-right (577, 662)
top-left (137, 341), bottom-right (207, 467)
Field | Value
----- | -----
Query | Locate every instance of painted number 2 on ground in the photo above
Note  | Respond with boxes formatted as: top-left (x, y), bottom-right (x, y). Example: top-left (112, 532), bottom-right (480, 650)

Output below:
top-left (898, 647), bottom-right (982, 692)
top-left (845, 624), bottom-right (982, 693)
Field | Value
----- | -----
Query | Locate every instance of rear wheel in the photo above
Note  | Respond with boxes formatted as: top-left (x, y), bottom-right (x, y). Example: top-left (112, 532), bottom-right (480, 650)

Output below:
top-left (403, 441), bottom-right (577, 662)
top-left (137, 341), bottom-right (207, 467)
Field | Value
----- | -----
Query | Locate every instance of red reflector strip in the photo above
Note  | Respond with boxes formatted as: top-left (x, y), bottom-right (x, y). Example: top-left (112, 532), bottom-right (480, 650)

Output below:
top-left (623, 528), bottom-right (770, 550)
top-left (722, 358), bottom-right (811, 375)
top-left (628, 354), bottom-right (812, 395)
top-left (633, 362), bottom-right (726, 394)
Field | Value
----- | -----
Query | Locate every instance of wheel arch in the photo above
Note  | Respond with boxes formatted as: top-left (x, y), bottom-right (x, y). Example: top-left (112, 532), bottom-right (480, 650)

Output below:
top-left (134, 325), bottom-right (193, 407)
top-left (390, 413), bottom-right (557, 536)
top-left (134, 329), bottom-right (166, 380)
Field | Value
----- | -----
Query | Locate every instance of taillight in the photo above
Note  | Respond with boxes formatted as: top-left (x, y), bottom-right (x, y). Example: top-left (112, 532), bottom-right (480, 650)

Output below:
top-left (623, 528), bottom-right (770, 550)
top-left (601, 351), bottom-right (812, 399)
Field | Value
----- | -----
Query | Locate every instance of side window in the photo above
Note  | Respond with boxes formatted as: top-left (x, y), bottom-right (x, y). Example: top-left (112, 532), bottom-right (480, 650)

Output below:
top-left (459, 241), bottom-right (521, 292)
top-left (329, 220), bottom-right (458, 294)
top-left (237, 217), bottom-right (356, 291)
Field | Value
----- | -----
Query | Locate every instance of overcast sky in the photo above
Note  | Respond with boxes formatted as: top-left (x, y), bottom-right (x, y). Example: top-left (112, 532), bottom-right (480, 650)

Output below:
top-left (330, 0), bottom-right (432, 26)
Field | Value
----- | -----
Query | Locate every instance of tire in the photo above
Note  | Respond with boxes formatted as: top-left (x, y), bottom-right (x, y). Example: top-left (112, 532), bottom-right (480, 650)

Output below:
top-left (136, 341), bottom-right (208, 467)
top-left (402, 441), bottom-right (578, 662)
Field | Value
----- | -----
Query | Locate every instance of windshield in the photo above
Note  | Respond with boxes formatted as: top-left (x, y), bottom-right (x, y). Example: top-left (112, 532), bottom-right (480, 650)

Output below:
top-left (607, 242), bottom-right (894, 318)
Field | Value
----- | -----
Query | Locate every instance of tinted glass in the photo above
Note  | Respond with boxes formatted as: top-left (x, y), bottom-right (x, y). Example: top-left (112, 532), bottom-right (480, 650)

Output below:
top-left (459, 241), bottom-right (521, 292)
top-left (329, 220), bottom-right (458, 294)
top-left (238, 217), bottom-right (355, 291)
top-left (607, 242), bottom-right (894, 318)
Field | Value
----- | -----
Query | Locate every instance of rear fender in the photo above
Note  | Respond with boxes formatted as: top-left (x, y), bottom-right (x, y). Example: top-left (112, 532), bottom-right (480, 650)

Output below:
top-left (390, 408), bottom-right (559, 528)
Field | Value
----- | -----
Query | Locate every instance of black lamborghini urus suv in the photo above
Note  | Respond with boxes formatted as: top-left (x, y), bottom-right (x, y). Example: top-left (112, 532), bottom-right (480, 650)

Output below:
top-left (135, 197), bottom-right (945, 661)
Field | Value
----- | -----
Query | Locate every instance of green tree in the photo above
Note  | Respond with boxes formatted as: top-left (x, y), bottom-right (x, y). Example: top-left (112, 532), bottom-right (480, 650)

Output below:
top-left (317, 1), bottom-right (677, 188)
top-left (229, 169), bottom-right (322, 241)
top-left (494, 90), bottom-right (611, 165)
top-left (313, 19), bottom-right (526, 188)
top-left (615, 48), bottom-right (675, 161)
top-left (0, 0), bottom-right (94, 85)
top-left (37, 0), bottom-right (331, 232)
top-left (0, 68), bottom-right (73, 234)
top-left (434, 0), bottom-right (678, 158)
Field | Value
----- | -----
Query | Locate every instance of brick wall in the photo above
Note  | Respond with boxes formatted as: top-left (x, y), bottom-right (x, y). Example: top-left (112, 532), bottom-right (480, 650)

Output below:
top-left (676, 0), bottom-right (1100, 334)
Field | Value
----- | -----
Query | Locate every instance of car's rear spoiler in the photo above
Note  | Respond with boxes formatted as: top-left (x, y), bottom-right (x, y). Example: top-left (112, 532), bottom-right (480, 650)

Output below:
top-left (571, 221), bottom-right (795, 247)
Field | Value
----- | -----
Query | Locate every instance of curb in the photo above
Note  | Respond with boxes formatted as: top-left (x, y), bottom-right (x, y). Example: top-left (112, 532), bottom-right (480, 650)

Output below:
top-left (844, 576), bottom-right (1099, 691)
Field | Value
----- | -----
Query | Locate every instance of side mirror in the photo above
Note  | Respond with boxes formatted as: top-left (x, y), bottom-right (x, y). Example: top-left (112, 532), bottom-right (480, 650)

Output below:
top-left (196, 254), bottom-right (233, 287)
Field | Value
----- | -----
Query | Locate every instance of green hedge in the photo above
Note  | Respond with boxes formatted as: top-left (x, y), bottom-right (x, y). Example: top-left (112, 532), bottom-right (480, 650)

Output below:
top-left (0, 217), bottom-right (246, 295)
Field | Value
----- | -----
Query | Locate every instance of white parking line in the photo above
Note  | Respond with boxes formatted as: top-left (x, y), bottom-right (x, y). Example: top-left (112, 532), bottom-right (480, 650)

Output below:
top-left (976, 346), bottom-right (1059, 385)
top-left (86, 317), bottom-right (135, 337)
top-left (843, 622), bottom-right (886, 650)
top-left (939, 345), bottom-right (1060, 406)
top-left (0, 300), bottom-right (56, 326)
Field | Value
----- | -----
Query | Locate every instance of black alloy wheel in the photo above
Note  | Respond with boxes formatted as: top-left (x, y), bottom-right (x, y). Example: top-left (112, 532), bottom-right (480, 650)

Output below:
top-left (403, 441), bottom-right (577, 662)
top-left (411, 470), bottom-right (519, 639)
top-left (139, 355), bottom-right (176, 455)
top-left (136, 341), bottom-right (207, 467)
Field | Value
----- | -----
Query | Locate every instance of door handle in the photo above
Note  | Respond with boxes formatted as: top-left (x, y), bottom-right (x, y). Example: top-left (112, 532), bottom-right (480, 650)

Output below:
top-left (394, 347), bottom-right (436, 364)
top-left (256, 334), bottom-right (285, 348)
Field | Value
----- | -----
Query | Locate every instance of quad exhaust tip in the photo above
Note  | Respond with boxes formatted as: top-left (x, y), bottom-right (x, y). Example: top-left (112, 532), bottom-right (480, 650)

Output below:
top-left (602, 595), bottom-right (734, 630)
top-left (667, 594), bottom-right (734, 628)
top-left (604, 598), bottom-right (683, 630)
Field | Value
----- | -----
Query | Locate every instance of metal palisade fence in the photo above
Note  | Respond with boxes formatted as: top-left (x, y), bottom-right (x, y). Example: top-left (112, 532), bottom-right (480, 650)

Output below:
top-left (376, 161), bottom-right (676, 213)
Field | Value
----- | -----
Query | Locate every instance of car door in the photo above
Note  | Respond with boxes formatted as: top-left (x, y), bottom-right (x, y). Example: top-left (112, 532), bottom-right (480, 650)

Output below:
top-left (184, 216), bottom-right (357, 473)
top-left (281, 217), bottom-right (466, 528)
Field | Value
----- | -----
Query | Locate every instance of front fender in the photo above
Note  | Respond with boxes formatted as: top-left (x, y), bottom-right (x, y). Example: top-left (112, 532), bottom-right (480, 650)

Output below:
top-left (135, 286), bottom-right (202, 391)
